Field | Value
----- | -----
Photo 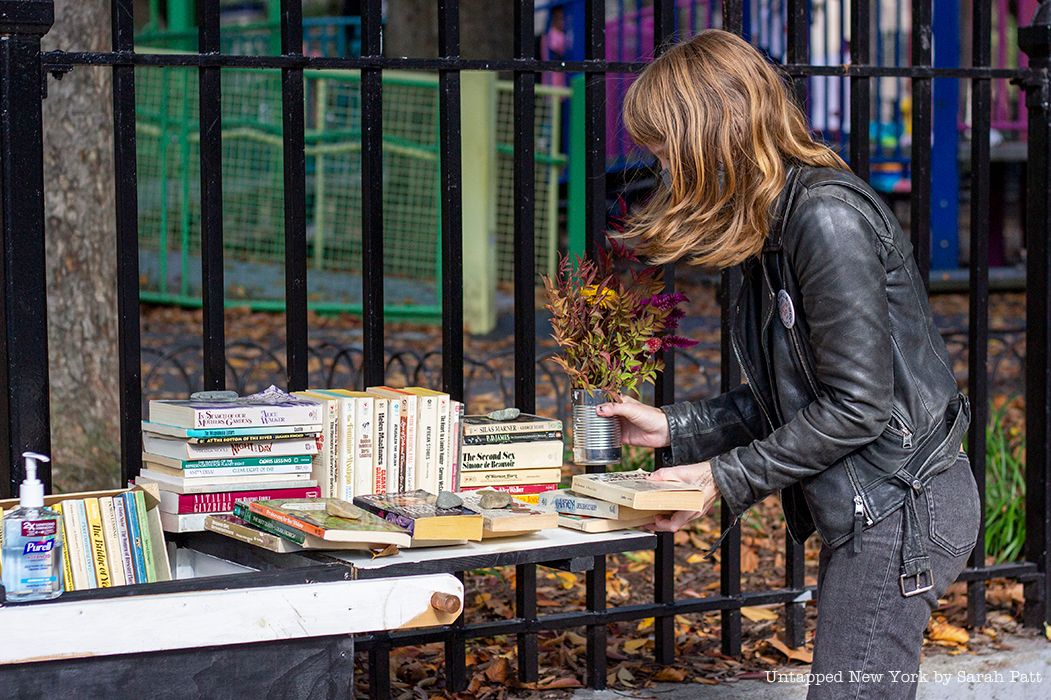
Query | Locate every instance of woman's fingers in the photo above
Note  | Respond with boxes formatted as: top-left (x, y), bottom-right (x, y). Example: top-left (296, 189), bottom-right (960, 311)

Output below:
top-left (651, 510), bottom-right (700, 532)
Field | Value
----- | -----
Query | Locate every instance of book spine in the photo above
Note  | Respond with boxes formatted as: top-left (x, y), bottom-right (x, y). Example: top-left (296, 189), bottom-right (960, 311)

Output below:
top-left (113, 496), bottom-right (137, 584)
top-left (417, 396), bottom-right (438, 493)
top-left (171, 486), bottom-right (322, 514)
top-left (122, 492), bottom-right (148, 583)
top-left (401, 395), bottom-right (417, 490)
top-left (512, 494), bottom-right (542, 505)
top-left (73, 499), bottom-right (98, 589)
top-left (177, 403), bottom-right (321, 429)
top-left (324, 399), bottom-right (339, 499)
top-left (232, 503), bottom-right (307, 544)
top-left (462, 430), bottom-right (563, 445)
top-left (99, 497), bottom-right (126, 587)
top-left (175, 455), bottom-right (314, 469)
top-left (176, 438), bottom-right (319, 460)
top-left (462, 420), bottom-right (562, 436)
top-left (351, 498), bottom-right (416, 536)
top-left (62, 500), bottom-right (85, 590)
top-left (459, 441), bottom-right (564, 471)
top-left (537, 491), bottom-right (620, 518)
top-left (435, 396), bottom-right (450, 493)
top-left (145, 463), bottom-right (313, 478)
top-left (388, 399), bottom-right (402, 494)
top-left (457, 468), bottom-right (562, 488)
top-left (134, 490), bottom-right (156, 583)
top-left (459, 482), bottom-right (559, 495)
top-left (247, 502), bottom-right (327, 539)
top-left (53, 503), bottom-right (74, 592)
top-left (354, 397), bottom-right (375, 497)
top-left (182, 426), bottom-right (320, 440)
top-left (184, 432), bottom-right (320, 445)
top-left (204, 515), bottom-right (279, 550)
top-left (373, 398), bottom-right (388, 494)
top-left (339, 398), bottom-right (355, 500)
top-left (449, 401), bottom-right (463, 491)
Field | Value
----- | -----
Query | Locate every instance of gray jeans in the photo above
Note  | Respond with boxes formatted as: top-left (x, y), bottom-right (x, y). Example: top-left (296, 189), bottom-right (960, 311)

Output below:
top-left (807, 452), bottom-right (981, 699)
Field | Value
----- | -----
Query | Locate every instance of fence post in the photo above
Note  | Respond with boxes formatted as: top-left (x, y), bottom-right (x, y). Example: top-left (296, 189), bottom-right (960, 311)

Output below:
top-left (0, 0), bottom-right (54, 497)
top-left (1019, 0), bottom-right (1051, 629)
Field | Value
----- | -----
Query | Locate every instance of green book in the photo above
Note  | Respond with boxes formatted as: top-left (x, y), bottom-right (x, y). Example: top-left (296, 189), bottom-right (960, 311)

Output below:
top-left (232, 502), bottom-right (306, 545)
top-left (133, 490), bottom-right (156, 583)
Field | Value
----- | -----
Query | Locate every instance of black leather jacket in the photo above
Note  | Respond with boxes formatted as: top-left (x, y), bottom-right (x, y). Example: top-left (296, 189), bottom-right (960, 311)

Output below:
top-left (662, 164), bottom-right (969, 552)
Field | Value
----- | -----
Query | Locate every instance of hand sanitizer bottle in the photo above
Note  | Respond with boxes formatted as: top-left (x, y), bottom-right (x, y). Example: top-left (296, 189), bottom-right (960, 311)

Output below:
top-left (2, 452), bottom-right (63, 601)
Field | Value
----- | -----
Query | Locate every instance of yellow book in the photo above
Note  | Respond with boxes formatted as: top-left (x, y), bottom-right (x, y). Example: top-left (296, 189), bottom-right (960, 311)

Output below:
top-left (99, 497), bottom-right (126, 587)
top-left (53, 502), bottom-right (74, 592)
top-left (84, 498), bottom-right (112, 588)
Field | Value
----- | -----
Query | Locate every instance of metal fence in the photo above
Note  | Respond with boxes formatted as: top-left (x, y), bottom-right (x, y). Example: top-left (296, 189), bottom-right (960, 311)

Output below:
top-left (1, 0), bottom-right (1049, 696)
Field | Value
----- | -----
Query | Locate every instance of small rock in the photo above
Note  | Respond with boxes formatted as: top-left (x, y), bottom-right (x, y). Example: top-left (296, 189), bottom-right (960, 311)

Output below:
top-left (435, 491), bottom-right (463, 509)
top-left (478, 490), bottom-right (512, 509)
top-left (487, 407), bottom-right (521, 421)
top-left (326, 499), bottom-right (363, 520)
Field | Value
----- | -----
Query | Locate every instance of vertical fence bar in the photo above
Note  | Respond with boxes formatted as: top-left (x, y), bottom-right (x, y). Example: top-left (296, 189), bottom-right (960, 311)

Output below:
top-left (0, 0), bottom-right (54, 496)
top-left (651, 0), bottom-right (677, 669)
top-left (367, 639), bottom-right (391, 699)
top-left (849, 0), bottom-right (871, 179)
top-left (910, 0), bottom-right (933, 284)
top-left (197, 0), bottom-right (226, 389)
top-left (966, 0), bottom-right (992, 630)
top-left (280, 0), bottom-right (308, 392)
top-left (1019, 1), bottom-right (1051, 630)
top-left (513, 0), bottom-right (539, 684)
top-left (112, 0), bottom-right (143, 484)
top-left (361, 0), bottom-right (385, 387)
top-left (583, 0), bottom-right (605, 261)
top-left (437, 6), bottom-right (466, 689)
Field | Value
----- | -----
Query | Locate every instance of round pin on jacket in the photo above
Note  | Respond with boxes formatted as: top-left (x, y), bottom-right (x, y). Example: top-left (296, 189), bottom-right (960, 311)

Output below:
top-left (777, 289), bottom-right (796, 329)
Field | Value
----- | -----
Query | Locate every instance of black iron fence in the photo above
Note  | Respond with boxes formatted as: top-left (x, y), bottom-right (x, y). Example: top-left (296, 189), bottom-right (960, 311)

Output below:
top-left (0, 0), bottom-right (1049, 695)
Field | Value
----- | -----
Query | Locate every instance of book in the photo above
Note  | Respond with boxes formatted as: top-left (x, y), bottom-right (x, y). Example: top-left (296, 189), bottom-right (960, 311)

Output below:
top-left (367, 387), bottom-right (418, 490)
top-left (122, 492), bottom-right (148, 583)
top-left (142, 433), bottom-right (320, 461)
top-left (248, 498), bottom-right (412, 547)
top-left (135, 473), bottom-right (318, 495)
top-left (458, 467), bottom-right (563, 488)
top-left (112, 495), bottom-right (137, 584)
top-left (537, 489), bottom-right (649, 520)
top-left (134, 490), bottom-right (156, 583)
top-left (61, 500), bottom-right (86, 590)
top-left (141, 420), bottom-right (321, 444)
top-left (232, 502), bottom-right (307, 544)
top-left (448, 401), bottom-right (464, 493)
top-left (148, 386), bottom-right (322, 429)
top-left (402, 388), bottom-right (444, 493)
top-left (341, 392), bottom-right (376, 498)
top-left (99, 497), bottom-right (126, 587)
top-left (71, 499), bottom-right (97, 589)
top-left (459, 492), bottom-right (558, 533)
top-left (459, 441), bottom-right (564, 471)
top-left (385, 396), bottom-right (403, 493)
top-left (205, 514), bottom-right (304, 553)
top-left (158, 485), bottom-right (322, 515)
top-left (160, 511), bottom-right (210, 533)
top-left (461, 413), bottom-right (562, 437)
top-left (53, 502), bottom-right (74, 592)
top-left (510, 494), bottom-right (542, 505)
top-left (297, 391), bottom-right (342, 500)
top-left (462, 430), bottom-right (563, 445)
top-left (434, 394), bottom-right (451, 494)
top-left (142, 454), bottom-right (314, 471)
top-left (371, 396), bottom-right (390, 494)
top-left (570, 470), bottom-right (708, 511)
top-left (353, 491), bottom-right (483, 542)
top-left (557, 512), bottom-right (657, 533)
top-left (140, 460), bottom-right (313, 479)
top-left (459, 482), bottom-right (559, 496)
top-left (312, 390), bottom-right (359, 500)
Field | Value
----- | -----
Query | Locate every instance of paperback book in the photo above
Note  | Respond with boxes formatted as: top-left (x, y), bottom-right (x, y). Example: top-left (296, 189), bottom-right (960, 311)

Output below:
top-left (141, 420), bottom-right (321, 444)
top-left (557, 512), bottom-right (657, 533)
top-left (248, 498), bottom-right (412, 547)
top-left (354, 490), bottom-right (482, 542)
top-left (459, 492), bottom-right (557, 535)
top-left (570, 470), bottom-right (707, 511)
top-left (537, 489), bottom-right (649, 520)
top-left (459, 441), bottom-right (564, 471)
top-left (142, 433), bottom-right (319, 461)
top-left (148, 385), bottom-right (322, 429)
top-left (461, 413), bottom-right (561, 436)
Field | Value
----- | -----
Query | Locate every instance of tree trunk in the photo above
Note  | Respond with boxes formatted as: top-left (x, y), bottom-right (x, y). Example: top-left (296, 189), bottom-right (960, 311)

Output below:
top-left (385, 0), bottom-right (513, 60)
top-left (41, 1), bottom-right (121, 491)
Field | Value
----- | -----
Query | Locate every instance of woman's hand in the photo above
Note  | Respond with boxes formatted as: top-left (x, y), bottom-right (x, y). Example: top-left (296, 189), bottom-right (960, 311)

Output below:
top-left (595, 395), bottom-right (670, 448)
top-left (646, 462), bottom-right (721, 533)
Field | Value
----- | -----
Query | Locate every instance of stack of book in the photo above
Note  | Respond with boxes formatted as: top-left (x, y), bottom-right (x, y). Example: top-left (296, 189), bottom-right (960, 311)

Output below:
top-left (139, 386), bottom-right (324, 533)
top-left (543, 470), bottom-right (706, 532)
top-left (354, 491), bottom-right (484, 546)
top-left (455, 413), bottom-right (564, 504)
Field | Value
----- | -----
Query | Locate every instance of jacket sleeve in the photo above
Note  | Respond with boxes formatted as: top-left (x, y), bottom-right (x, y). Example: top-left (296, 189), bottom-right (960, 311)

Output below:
top-left (709, 190), bottom-right (894, 516)
top-left (660, 384), bottom-right (766, 466)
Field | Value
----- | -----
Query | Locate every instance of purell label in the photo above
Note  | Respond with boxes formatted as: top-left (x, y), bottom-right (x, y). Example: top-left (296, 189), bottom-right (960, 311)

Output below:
top-left (22, 520), bottom-right (57, 537)
top-left (23, 540), bottom-right (55, 555)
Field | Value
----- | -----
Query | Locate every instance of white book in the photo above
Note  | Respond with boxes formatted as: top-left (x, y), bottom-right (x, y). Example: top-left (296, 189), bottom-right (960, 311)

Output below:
top-left (62, 500), bottom-right (90, 590)
top-left (434, 394), bottom-right (451, 493)
top-left (313, 390), bottom-right (356, 501)
top-left (295, 391), bottom-right (340, 499)
top-left (404, 388), bottom-right (445, 493)
top-left (372, 397), bottom-right (390, 494)
top-left (348, 394), bottom-right (375, 498)
top-left (142, 433), bottom-right (319, 461)
top-left (148, 393), bottom-right (322, 430)
top-left (136, 474), bottom-right (319, 495)
top-left (98, 497), bottom-right (126, 587)
top-left (141, 460), bottom-right (312, 478)
top-left (159, 511), bottom-right (210, 533)
top-left (367, 387), bottom-right (418, 490)
top-left (386, 397), bottom-right (403, 493)
top-left (449, 401), bottom-right (464, 492)
top-left (537, 489), bottom-right (648, 520)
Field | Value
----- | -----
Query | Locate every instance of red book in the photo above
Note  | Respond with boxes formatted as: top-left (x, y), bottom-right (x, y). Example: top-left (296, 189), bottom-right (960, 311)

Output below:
top-left (458, 482), bottom-right (558, 496)
top-left (159, 486), bottom-right (321, 515)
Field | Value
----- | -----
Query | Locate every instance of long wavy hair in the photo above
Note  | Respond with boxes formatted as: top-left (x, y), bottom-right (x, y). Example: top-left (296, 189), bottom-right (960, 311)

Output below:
top-left (620, 30), bottom-right (848, 269)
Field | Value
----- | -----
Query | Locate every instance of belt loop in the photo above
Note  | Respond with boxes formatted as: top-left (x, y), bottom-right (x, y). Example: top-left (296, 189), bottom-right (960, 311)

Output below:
top-left (898, 489), bottom-right (934, 598)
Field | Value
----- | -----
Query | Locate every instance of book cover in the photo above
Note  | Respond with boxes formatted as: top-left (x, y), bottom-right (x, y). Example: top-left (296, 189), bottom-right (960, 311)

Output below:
top-left (112, 495), bottom-right (137, 584)
top-left (142, 454), bottom-right (314, 470)
top-left (570, 470), bottom-right (706, 511)
top-left (385, 396), bottom-right (403, 493)
top-left (342, 392), bottom-right (376, 498)
top-left (53, 502), bottom-right (74, 592)
top-left (148, 386), bottom-right (322, 429)
top-left (367, 387), bottom-right (418, 490)
top-left (511, 494), bottom-right (542, 505)
top-left (159, 485), bottom-right (322, 515)
top-left (62, 500), bottom-right (88, 590)
top-left (353, 490), bottom-right (482, 542)
top-left (371, 396), bottom-right (389, 494)
top-left (98, 497), bottom-right (126, 587)
top-left (140, 460), bottom-right (313, 479)
top-left (459, 492), bottom-right (558, 533)
top-left (434, 394), bottom-right (451, 493)
top-left (232, 502), bottom-right (306, 544)
top-left (458, 467), bottom-right (563, 488)
top-left (204, 514), bottom-right (304, 553)
top-left (459, 441), bottom-right (564, 471)
top-left (248, 498), bottom-right (411, 547)
top-left (403, 388), bottom-right (442, 493)
top-left (461, 413), bottom-right (562, 437)
top-left (448, 401), bottom-right (464, 492)
top-left (296, 391), bottom-right (342, 500)
top-left (537, 489), bottom-right (647, 520)
top-left (462, 430), bottom-right (563, 445)
top-left (458, 482), bottom-right (559, 496)
top-left (313, 390), bottom-right (357, 500)
top-left (141, 420), bottom-right (320, 443)
top-left (133, 490), bottom-right (156, 582)
top-left (71, 499), bottom-right (98, 589)
top-left (142, 433), bottom-right (320, 461)
top-left (135, 473), bottom-right (318, 495)
top-left (557, 512), bottom-right (657, 533)
top-left (122, 492), bottom-right (148, 584)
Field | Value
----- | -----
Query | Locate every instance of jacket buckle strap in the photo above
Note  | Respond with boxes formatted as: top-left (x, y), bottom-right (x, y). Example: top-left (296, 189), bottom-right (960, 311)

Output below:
top-left (900, 569), bottom-right (934, 598)
top-left (703, 514), bottom-right (741, 561)
top-left (898, 488), bottom-right (933, 598)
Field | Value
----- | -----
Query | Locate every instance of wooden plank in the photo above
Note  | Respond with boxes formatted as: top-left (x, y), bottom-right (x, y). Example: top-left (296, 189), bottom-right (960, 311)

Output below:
top-left (0, 574), bottom-right (462, 664)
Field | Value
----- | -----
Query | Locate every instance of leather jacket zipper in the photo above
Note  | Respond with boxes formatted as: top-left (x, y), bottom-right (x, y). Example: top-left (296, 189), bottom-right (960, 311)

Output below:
top-left (887, 409), bottom-right (914, 449)
top-left (853, 495), bottom-right (866, 554)
top-left (729, 325), bottom-right (777, 432)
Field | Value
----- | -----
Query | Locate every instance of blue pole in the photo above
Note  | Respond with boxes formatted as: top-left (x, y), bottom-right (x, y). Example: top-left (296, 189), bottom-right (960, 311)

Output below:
top-left (930, 0), bottom-right (961, 270)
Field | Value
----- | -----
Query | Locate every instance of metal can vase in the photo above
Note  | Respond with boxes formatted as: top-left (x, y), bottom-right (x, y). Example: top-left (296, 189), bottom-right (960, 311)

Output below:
top-left (572, 387), bottom-right (622, 465)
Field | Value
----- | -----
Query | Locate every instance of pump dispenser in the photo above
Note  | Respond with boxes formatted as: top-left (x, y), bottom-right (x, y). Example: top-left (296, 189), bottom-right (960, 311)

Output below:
top-left (2, 452), bottom-right (64, 601)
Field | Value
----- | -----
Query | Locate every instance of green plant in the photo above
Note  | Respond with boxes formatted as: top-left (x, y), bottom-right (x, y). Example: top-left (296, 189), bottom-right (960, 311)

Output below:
top-left (542, 241), bottom-right (696, 397)
top-left (982, 402), bottom-right (1026, 563)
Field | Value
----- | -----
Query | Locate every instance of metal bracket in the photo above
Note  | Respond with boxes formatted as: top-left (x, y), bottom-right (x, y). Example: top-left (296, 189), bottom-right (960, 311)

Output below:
top-left (40, 61), bottom-right (71, 99)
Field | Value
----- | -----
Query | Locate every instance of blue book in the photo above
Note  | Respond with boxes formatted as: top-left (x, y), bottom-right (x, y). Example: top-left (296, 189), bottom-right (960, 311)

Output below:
top-left (141, 420), bottom-right (321, 443)
top-left (122, 492), bottom-right (148, 583)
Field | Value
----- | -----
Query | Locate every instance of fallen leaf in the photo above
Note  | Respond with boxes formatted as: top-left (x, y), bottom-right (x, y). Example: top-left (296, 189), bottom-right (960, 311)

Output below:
top-left (554, 571), bottom-right (577, 590)
top-left (623, 638), bottom-right (649, 653)
top-left (616, 666), bottom-right (636, 687)
top-left (636, 617), bottom-right (654, 632)
top-left (654, 666), bottom-right (687, 682)
top-left (928, 620), bottom-right (969, 645)
top-left (766, 635), bottom-right (814, 664)
top-left (686, 553), bottom-right (706, 564)
top-left (741, 606), bottom-right (779, 622)
top-left (485, 657), bottom-right (510, 683)
top-left (1045, 622), bottom-right (1051, 641)
top-left (741, 545), bottom-right (760, 573)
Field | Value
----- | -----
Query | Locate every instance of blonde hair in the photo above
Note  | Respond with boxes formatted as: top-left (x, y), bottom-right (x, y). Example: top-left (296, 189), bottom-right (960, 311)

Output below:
top-left (620, 30), bottom-right (847, 268)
